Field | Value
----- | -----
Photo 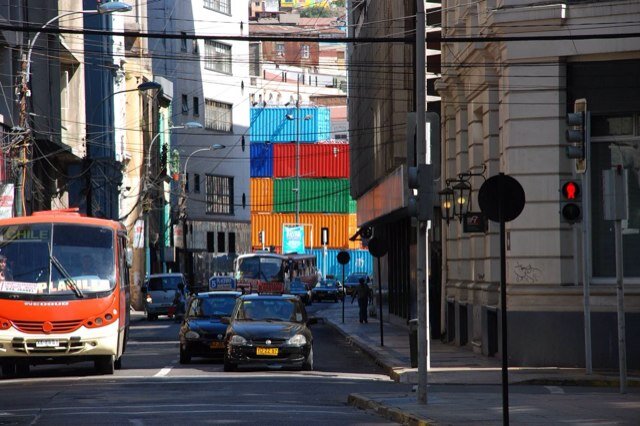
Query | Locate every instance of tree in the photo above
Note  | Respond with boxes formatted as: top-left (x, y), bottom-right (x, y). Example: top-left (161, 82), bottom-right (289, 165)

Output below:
top-left (300, 6), bottom-right (331, 18)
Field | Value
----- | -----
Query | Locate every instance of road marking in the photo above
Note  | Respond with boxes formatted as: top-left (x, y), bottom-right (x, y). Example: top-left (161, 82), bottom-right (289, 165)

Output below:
top-left (545, 386), bottom-right (564, 394)
top-left (154, 367), bottom-right (172, 377)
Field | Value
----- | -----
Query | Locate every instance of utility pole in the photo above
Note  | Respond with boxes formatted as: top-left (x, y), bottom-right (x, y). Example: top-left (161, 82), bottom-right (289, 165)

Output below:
top-left (295, 76), bottom-right (301, 225)
top-left (416, 0), bottom-right (429, 405)
top-left (15, 49), bottom-right (31, 217)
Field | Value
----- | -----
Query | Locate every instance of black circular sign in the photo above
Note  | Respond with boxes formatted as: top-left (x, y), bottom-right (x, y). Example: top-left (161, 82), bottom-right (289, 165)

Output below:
top-left (367, 237), bottom-right (388, 258)
top-left (337, 250), bottom-right (351, 265)
top-left (478, 173), bottom-right (526, 223)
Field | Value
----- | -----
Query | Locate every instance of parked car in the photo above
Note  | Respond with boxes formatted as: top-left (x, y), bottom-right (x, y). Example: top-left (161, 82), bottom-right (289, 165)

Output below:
top-left (312, 279), bottom-right (344, 303)
top-left (141, 273), bottom-right (188, 320)
top-left (343, 272), bottom-right (371, 296)
top-left (223, 294), bottom-right (317, 371)
top-left (288, 279), bottom-right (312, 305)
top-left (179, 291), bottom-right (242, 364)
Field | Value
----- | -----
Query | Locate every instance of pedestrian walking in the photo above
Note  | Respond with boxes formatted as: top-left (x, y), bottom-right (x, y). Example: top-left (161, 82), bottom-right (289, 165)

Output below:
top-left (351, 277), bottom-right (372, 323)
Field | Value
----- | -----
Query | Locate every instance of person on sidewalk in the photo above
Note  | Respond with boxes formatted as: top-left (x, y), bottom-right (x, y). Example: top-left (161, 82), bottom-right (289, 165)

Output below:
top-left (351, 277), bottom-right (372, 323)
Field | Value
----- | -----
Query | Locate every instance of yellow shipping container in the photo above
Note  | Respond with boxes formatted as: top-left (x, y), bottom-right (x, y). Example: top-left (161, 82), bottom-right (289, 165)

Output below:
top-left (250, 178), bottom-right (273, 212)
top-left (251, 213), bottom-right (360, 250)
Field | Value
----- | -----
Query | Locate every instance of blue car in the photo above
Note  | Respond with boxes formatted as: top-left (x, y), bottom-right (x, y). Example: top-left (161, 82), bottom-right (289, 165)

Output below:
top-left (179, 291), bottom-right (242, 364)
top-left (288, 279), bottom-right (312, 305)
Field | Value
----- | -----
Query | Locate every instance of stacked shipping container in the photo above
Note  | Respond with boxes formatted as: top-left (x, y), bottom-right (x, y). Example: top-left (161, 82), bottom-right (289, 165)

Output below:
top-left (249, 107), bottom-right (367, 268)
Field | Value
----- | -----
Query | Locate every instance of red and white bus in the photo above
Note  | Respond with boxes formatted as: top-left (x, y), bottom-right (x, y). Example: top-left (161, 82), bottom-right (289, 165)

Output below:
top-left (234, 252), bottom-right (319, 294)
top-left (0, 209), bottom-right (131, 377)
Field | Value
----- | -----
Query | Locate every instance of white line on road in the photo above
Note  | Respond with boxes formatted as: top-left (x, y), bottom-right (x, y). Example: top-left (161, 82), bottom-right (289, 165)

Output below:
top-left (154, 367), bottom-right (173, 377)
top-left (545, 386), bottom-right (565, 394)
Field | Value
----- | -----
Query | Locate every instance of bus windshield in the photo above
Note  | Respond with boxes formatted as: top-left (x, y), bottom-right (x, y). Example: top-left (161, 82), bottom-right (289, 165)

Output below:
top-left (236, 256), bottom-right (284, 282)
top-left (0, 223), bottom-right (115, 297)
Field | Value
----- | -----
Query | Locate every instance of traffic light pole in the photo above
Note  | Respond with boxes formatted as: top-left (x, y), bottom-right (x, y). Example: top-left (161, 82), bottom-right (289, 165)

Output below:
top-left (581, 112), bottom-right (592, 375)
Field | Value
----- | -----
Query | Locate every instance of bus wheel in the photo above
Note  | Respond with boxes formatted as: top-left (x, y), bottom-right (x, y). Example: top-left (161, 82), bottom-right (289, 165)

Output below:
top-left (95, 355), bottom-right (115, 375)
top-left (1, 361), bottom-right (16, 378)
top-left (179, 347), bottom-right (191, 364)
top-left (16, 361), bottom-right (29, 377)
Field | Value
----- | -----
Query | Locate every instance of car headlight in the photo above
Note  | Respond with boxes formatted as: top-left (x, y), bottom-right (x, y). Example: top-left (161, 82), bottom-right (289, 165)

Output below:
top-left (146, 295), bottom-right (152, 303)
top-left (286, 334), bottom-right (307, 346)
top-left (185, 330), bottom-right (200, 340)
top-left (229, 335), bottom-right (247, 345)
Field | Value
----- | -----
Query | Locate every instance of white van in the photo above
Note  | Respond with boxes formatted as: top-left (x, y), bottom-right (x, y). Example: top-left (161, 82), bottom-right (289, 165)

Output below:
top-left (141, 273), bottom-right (187, 320)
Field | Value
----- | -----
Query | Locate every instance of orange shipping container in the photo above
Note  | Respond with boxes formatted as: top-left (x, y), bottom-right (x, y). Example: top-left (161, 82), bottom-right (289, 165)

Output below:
top-left (251, 213), bottom-right (360, 249)
top-left (250, 178), bottom-right (273, 212)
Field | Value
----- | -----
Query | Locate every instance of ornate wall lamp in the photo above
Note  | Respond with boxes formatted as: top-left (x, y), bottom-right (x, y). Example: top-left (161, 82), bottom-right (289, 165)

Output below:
top-left (439, 164), bottom-right (487, 225)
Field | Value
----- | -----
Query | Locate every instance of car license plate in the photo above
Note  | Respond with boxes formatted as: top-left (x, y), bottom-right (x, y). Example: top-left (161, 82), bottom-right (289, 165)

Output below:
top-left (256, 347), bottom-right (278, 356)
top-left (35, 339), bottom-right (59, 348)
top-left (210, 341), bottom-right (224, 349)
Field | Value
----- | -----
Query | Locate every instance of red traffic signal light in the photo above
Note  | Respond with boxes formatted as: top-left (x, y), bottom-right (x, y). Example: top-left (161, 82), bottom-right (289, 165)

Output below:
top-left (560, 180), bottom-right (582, 223)
top-left (561, 181), bottom-right (580, 200)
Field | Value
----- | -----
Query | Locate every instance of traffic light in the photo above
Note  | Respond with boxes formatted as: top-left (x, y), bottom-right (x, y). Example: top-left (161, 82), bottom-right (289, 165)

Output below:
top-left (565, 98), bottom-right (589, 173)
top-left (560, 179), bottom-right (582, 223)
top-left (408, 164), bottom-right (433, 222)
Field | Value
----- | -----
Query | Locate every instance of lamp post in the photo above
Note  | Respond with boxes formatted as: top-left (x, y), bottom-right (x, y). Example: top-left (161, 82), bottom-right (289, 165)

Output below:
top-left (144, 121), bottom-right (202, 276)
top-left (15, 1), bottom-right (132, 216)
top-left (180, 143), bottom-right (226, 283)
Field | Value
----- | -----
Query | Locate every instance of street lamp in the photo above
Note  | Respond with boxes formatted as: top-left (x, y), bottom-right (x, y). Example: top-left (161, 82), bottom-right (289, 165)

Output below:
top-left (15, 2), bottom-right (132, 216)
top-left (285, 112), bottom-right (312, 224)
top-left (180, 143), bottom-right (226, 282)
top-left (146, 121), bottom-right (203, 172)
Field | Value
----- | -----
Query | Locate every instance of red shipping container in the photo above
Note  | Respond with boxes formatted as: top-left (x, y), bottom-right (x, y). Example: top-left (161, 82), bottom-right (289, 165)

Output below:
top-left (273, 143), bottom-right (349, 178)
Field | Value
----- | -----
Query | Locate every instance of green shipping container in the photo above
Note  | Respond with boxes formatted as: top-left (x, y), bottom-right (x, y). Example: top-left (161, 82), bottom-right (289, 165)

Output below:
top-left (273, 178), bottom-right (352, 213)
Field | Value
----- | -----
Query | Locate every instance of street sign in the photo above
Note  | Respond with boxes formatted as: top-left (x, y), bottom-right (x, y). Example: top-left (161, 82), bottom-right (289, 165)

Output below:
top-left (478, 174), bottom-right (526, 223)
top-left (337, 250), bottom-right (350, 265)
top-left (209, 276), bottom-right (236, 291)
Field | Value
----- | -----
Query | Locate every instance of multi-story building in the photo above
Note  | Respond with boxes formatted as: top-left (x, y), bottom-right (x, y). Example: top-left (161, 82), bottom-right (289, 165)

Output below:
top-left (437, 0), bottom-right (640, 368)
top-left (348, 1), bottom-right (442, 328)
top-left (149, 0), bottom-right (251, 286)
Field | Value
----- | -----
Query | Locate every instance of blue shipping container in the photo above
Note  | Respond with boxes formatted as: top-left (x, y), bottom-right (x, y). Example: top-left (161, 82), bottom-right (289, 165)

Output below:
top-left (250, 143), bottom-right (273, 177)
top-left (250, 107), bottom-right (331, 143)
top-left (309, 249), bottom-right (374, 279)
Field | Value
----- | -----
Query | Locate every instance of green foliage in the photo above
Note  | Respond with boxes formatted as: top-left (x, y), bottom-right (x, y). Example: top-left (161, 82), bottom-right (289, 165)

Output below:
top-left (300, 5), bottom-right (331, 18)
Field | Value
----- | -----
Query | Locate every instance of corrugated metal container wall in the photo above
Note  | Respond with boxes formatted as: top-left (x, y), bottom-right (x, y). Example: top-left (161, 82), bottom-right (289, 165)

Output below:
top-left (250, 143), bottom-right (273, 177)
top-left (251, 213), bottom-right (355, 249)
top-left (250, 178), bottom-right (273, 212)
top-left (309, 249), bottom-right (374, 278)
top-left (250, 107), bottom-right (331, 143)
top-left (273, 143), bottom-right (350, 178)
top-left (273, 179), bottom-right (351, 213)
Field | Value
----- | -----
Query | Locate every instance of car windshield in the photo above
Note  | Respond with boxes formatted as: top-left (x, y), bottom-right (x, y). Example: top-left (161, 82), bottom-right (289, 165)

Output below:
top-left (321, 280), bottom-right (337, 288)
top-left (236, 299), bottom-right (303, 322)
top-left (147, 276), bottom-right (183, 291)
top-left (290, 281), bottom-right (305, 290)
top-left (346, 274), bottom-right (367, 284)
top-left (0, 223), bottom-right (115, 298)
top-left (237, 256), bottom-right (284, 282)
top-left (189, 296), bottom-right (237, 318)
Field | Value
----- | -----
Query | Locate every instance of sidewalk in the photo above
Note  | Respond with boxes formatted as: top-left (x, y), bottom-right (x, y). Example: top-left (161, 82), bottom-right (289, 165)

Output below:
top-left (315, 301), bottom-right (640, 425)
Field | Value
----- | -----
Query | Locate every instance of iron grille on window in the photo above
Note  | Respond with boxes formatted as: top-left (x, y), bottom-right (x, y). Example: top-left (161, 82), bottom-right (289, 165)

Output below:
top-left (204, 40), bottom-right (232, 74)
top-left (204, 0), bottom-right (230, 14)
top-left (205, 99), bottom-right (232, 132)
top-left (206, 175), bottom-right (233, 215)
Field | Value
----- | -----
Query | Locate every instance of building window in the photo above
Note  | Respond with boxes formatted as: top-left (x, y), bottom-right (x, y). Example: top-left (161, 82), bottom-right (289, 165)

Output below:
top-left (181, 94), bottom-right (189, 115)
top-left (180, 32), bottom-right (187, 52)
top-left (206, 175), bottom-right (233, 215)
top-left (185, 173), bottom-right (190, 192)
top-left (205, 99), bottom-right (232, 132)
top-left (228, 232), bottom-right (236, 253)
top-left (204, 0), bottom-right (230, 14)
top-left (301, 44), bottom-right (310, 59)
top-left (192, 39), bottom-right (199, 55)
top-left (207, 232), bottom-right (215, 252)
top-left (217, 232), bottom-right (226, 253)
top-left (194, 174), bottom-right (200, 193)
top-left (193, 97), bottom-right (199, 116)
top-left (204, 40), bottom-right (232, 74)
top-left (275, 43), bottom-right (285, 57)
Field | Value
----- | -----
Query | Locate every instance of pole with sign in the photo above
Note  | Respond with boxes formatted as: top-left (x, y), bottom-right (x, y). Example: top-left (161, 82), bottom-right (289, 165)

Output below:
top-left (337, 250), bottom-right (350, 324)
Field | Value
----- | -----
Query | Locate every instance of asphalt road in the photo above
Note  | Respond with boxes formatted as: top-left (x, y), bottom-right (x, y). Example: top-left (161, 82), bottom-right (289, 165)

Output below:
top-left (0, 306), bottom-right (414, 425)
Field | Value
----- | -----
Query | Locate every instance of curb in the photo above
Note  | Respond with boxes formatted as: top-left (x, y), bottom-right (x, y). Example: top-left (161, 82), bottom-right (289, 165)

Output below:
top-left (348, 393), bottom-right (432, 426)
top-left (519, 378), bottom-right (640, 388)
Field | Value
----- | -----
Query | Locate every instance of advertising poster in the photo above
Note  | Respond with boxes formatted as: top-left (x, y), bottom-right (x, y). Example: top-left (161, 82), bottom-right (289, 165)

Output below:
top-left (282, 225), bottom-right (304, 254)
